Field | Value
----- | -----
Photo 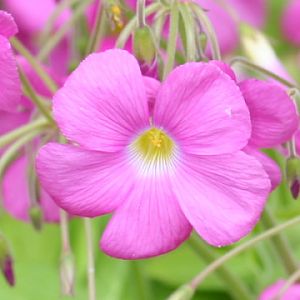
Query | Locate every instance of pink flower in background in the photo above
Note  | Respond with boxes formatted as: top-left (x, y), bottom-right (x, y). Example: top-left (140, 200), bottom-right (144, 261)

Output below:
top-left (260, 280), bottom-right (300, 300)
top-left (37, 49), bottom-right (270, 259)
top-left (211, 61), bottom-right (298, 190)
top-left (0, 57), bottom-right (60, 223)
top-left (282, 0), bottom-right (300, 46)
top-left (0, 10), bottom-right (21, 112)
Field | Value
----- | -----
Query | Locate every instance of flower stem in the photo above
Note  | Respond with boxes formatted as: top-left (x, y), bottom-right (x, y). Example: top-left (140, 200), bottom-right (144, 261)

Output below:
top-left (230, 57), bottom-right (299, 90)
top-left (38, 0), bottom-right (93, 61)
top-left (10, 37), bottom-right (58, 93)
top-left (84, 218), bottom-right (96, 300)
top-left (188, 235), bottom-right (253, 300)
top-left (185, 215), bottom-right (300, 291)
top-left (162, 2), bottom-right (179, 79)
top-left (261, 207), bottom-right (298, 274)
top-left (191, 2), bottom-right (221, 60)
top-left (131, 261), bottom-right (152, 300)
top-left (0, 118), bottom-right (49, 149)
top-left (137, 0), bottom-right (146, 28)
top-left (18, 67), bottom-right (55, 125)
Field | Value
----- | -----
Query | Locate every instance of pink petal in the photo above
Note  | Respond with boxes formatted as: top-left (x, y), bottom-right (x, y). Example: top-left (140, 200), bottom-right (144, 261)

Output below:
top-left (36, 143), bottom-right (136, 217)
top-left (143, 76), bottom-right (160, 115)
top-left (239, 79), bottom-right (298, 148)
top-left (53, 50), bottom-right (149, 152)
top-left (173, 151), bottom-right (270, 246)
top-left (101, 174), bottom-right (192, 259)
top-left (195, 0), bottom-right (239, 55)
top-left (0, 35), bottom-right (21, 112)
top-left (228, 0), bottom-right (266, 27)
top-left (259, 280), bottom-right (300, 300)
top-left (0, 110), bottom-right (29, 135)
top-left (209, 60), bottom-right (237, 81)
top-left (2, 155), bottom-right (59, 222)
top-left (0, 10), bottom-right (18, 38)
top-left (282, 0), bottom-right (300, 46)
top-left (244, 146), bottom-right (281, 190)
top-left (153, 62), bottom-right (251, 155)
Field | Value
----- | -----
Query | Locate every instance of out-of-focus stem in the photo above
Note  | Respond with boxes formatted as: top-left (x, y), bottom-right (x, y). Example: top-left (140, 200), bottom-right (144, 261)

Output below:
top-left (137, 0), bottom-right (146, 28)
top-left (262, 208), bottom-right (298, 274)
top-left (188, 235), bottom-right (253, 300)
top-left (162, 2), bottom-right (179, 79)
top-left (10, 37), bottom-right (58, 93)
top-left (84, 218), bottom-right (96, 300)
top-left (38, 0), bottom-right (93, 61)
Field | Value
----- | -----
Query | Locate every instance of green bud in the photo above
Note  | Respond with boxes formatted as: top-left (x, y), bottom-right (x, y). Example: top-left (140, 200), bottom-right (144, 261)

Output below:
top-left (60, 252), bottom-right (75, 296)
top-left (133, 26), bottom-right (156, 65)
top-left (286, 157), bottom-right (300, 199)
top-left (167, 285), bottom-right (194, 300)
top-left (0, 234), bottom-right (15, 286)
top-left (29, 205), bottom-right (44, 231)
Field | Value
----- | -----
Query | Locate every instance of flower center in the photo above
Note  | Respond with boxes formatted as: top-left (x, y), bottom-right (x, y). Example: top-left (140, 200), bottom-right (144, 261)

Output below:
top-left (133, 128), bottom-right (174, 162)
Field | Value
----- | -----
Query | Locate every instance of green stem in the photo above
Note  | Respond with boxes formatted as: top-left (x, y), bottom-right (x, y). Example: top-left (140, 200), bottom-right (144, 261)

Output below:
top-left (230, 57), bottom-right (299, 90)
top-left (0, 128), bottom-right (46, 180)
top-left (18, 68), bottom-right (55, 125)
top-left (187, 215), bottom-right (300, 291)
top-left (262, 207), bottom-right (298, 274)
top-left (188, 235), bottom-right (253, 300)
top-left (0, 118), bottom-right (49, 149)
top-left (131, 261), bottom-right (152, 300)
top-left (163, 2), bottom-right (179, 79)
top-left (137, 0), bottom-right (146, 28)
top-left (116, 3), bottom-right (161, 48)
top-left (191, 2), bottom-right (221, 60)
top-left (84, 218), bottom-right (96, 300)
top-left (10, 37), bottom-right (58, 93)
top-left (38, 0), bottom-right (93, 61)
top-left (85, 0), bottom-right (103, 55)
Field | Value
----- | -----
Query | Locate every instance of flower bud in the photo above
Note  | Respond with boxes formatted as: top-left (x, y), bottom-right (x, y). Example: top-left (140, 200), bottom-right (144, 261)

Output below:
top-left (167, 285), bottom-right (194, 300)
top-left (0, 234), bottom-right (15, 286)
top-left (133, 26), bottom-right (156, 66)
top-left (29, 205), bottom-right (44, 231)
top-left (60, 252), bottom-right (75, 296)
top-left (286, 157), bottom-right (300, 199)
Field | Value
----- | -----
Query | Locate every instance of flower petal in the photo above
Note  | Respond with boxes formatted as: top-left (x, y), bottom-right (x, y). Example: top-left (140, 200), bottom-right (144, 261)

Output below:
top-left (0, 10), bottom-right (18, 37)
top-left (173, 151), bottom-right (270, 246)
top-left (282, 0), bottom-right (300, 46)
top-left (101, 174), bottom-right (192, 259)
top-left (36, 143), bottom-right (135, 217)
top-left (2, 155), bottom-right (59, 222)
top-left (53, 49), bottom-right (149, 152)
top-left (143, 76), bottom-right (160, 115)
top-left (239, 79), bottom-right (298, 148)
top-left (244, 146), bottom-right (281, 190)
top-left (259, 280), bottom-right (300, 300)
top-left (153, 62), bottom-right (251, 155)
top-left (0, 35), bottom-right (21, 112)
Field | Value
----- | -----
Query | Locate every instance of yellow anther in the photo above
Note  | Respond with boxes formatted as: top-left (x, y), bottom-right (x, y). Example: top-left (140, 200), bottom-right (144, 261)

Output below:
top-left (111, 5), bottom-right (121, 16)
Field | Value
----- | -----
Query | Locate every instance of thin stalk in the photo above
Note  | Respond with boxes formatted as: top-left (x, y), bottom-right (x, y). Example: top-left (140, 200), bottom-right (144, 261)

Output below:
top-left (0, 118), bottom-right (49, 149)
top-left (18, 68), bottom-right (55, 125)
top-left (85, 0), bottom-right (103, 55)
top-left (162, 2), bottom-right (179, 79)
top-left (38, 0), bottom-right (93, 61)
top-left (275, 268), bottom-right (300, 300)
top-left (186, 215), bottom-right (300, 290)
top-left (131, 261), bottom-right (152, 300)
top-left (188, 235), bottom-right (253, 300)
top-left (0, 128), bottom-right (46, 180)
top-left (191, 2), bottom-right (221, 60)
top-left (137, 0), bottom-right (146, 28)
top-left (261, 208), bottom-right (298, 274)
top-left (84, 218), bottom-right (96, 300)
top-left (116, 3), bottom-right (161, 48)
top-left (10, 37), bottom-right (58, 93)
top-left (230, 57), bottom-right (299, 90)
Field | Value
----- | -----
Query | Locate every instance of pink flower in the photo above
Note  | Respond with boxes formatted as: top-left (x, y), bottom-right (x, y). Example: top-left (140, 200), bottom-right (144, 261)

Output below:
top-left (282, 0), bottom-right (300, 46)
top-left (0, 10), bottom-right (21, 112)
top-left (0, 58), bottom-right (60, 223)
top-left (260, 280), bottom-right (300, 300)
top-left (37, 49), bottom-right (271, 259)
top-left (211, 61), bottom-right (298, 190)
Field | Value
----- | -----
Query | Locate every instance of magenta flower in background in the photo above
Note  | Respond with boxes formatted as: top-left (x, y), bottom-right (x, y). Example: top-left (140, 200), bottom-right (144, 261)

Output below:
top-left (37, 49), bottom-right (271, 259)
top-left (282, 0), bottom-right (300, 46)
top-left (259, 280), bottom-right (300, 300)
top-left (211, 61), bottom-right (298, 190)
top-left (0, 10), bottom-right (21, 112)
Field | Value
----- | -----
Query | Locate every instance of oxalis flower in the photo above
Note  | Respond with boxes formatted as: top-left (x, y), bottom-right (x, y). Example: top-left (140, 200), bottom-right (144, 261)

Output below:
top-left (37, 49), bottom-right (271, 259)
top-left (259, 280), bottom-right (300, 300)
